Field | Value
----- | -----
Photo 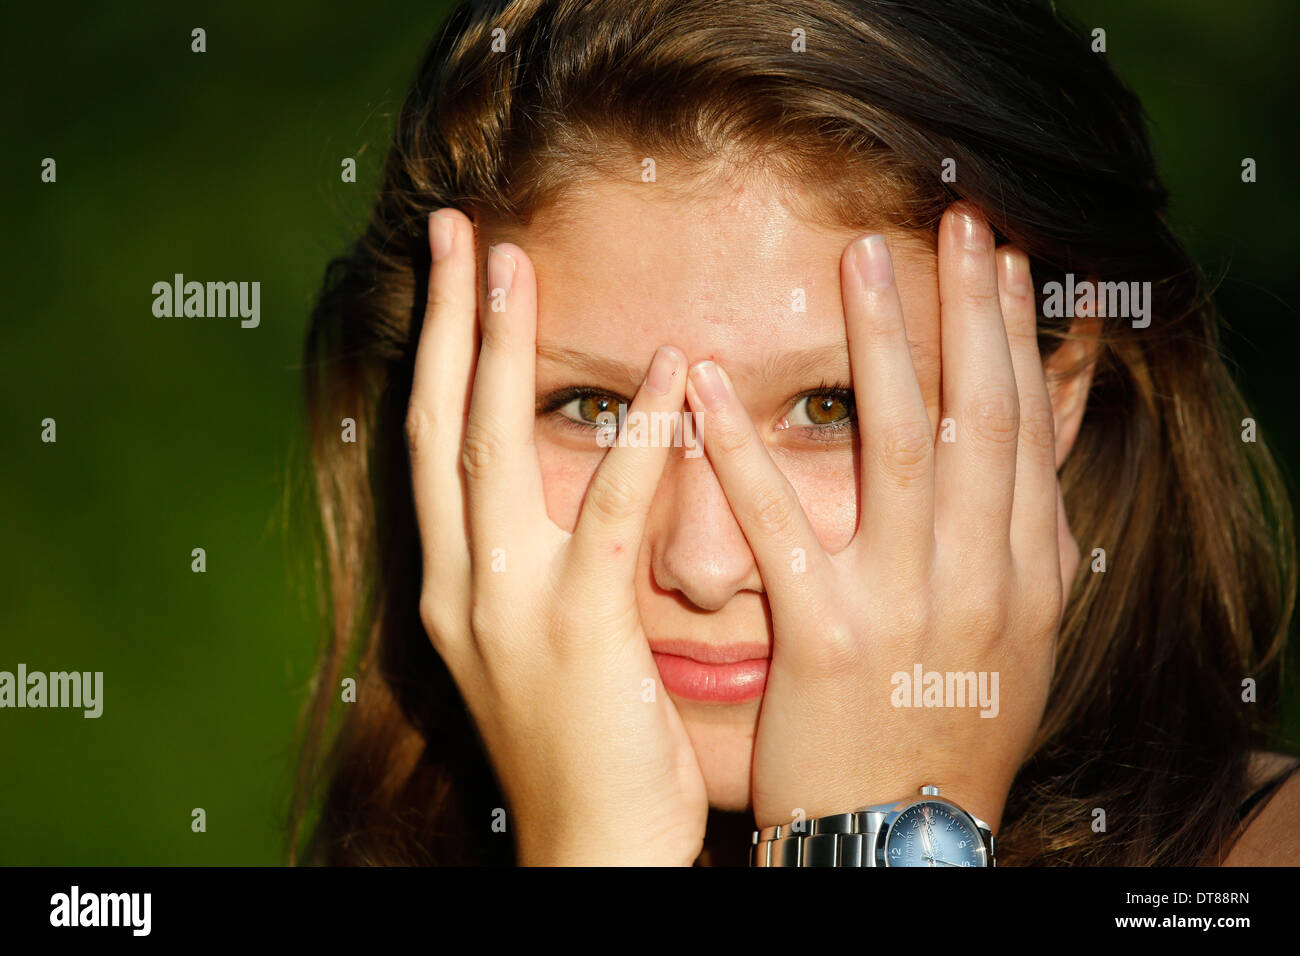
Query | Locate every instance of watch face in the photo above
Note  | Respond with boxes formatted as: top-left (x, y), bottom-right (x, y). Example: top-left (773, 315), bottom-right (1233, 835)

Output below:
top-left (882, 800), bottom-right (987, 867)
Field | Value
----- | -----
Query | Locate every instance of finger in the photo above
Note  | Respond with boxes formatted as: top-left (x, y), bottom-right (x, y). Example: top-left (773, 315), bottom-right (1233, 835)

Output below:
top-left (997, 246), bottom-right (1058, 572)
top-left (684, 360), bottom-right (832, 614)
top-left (462, 241), bottom-right (547, 580)
top-left (843, 233), bottom-right (934, 574)
top-left (933, 203), bottom-right (1019, 552)
top-left (1056, 480), bottom-right (1080, 613)
top-left (567, 346), bottom-right (688, 592)
top-left (407, 209), bottom-right (476, 588)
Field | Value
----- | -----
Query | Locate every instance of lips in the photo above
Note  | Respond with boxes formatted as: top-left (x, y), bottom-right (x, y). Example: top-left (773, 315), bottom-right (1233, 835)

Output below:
top-left (650, 640), bottom-right (770, 703)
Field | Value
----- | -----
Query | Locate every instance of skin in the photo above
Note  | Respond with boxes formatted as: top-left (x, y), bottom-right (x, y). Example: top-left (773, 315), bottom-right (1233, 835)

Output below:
top-left (407, 173), bottom-right (1299, 865)
top-left (1224, 753), bottom-right (1300, 865)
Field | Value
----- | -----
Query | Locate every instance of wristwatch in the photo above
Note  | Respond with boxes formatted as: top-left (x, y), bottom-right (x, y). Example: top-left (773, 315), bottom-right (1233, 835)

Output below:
top-left (749, 785), bottom-right (995, 867)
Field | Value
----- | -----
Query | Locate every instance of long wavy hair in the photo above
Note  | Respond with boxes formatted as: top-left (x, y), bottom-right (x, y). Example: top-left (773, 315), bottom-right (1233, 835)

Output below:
top-left (289, 0), bottom-right (1296, 865)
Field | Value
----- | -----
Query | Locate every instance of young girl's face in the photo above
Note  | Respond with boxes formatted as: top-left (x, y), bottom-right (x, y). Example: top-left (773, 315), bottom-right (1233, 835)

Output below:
top-left (480, 175), bottom-right (943, 811)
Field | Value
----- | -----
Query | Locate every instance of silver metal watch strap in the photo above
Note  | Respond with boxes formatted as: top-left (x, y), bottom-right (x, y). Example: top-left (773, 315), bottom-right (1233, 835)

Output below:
top-left (749, 808), bottom-right (884, 867)
top-left (749, 787), bottom-right (995, 867)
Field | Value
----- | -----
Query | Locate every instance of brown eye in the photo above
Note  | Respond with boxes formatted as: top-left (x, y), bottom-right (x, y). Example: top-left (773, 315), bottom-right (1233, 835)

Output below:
top-left (549, 391), bottom-right (623, 427)
top-left (790, 391), bottom-right (854, 427)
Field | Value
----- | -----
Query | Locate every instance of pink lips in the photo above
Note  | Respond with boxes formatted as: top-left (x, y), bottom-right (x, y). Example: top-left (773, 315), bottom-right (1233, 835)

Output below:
top-left (650, 640), bottom-right (770, 703)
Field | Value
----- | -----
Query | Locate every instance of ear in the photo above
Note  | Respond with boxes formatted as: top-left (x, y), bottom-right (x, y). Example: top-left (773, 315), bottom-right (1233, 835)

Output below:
top-left (1044, 288), bottom-right (1102, 469)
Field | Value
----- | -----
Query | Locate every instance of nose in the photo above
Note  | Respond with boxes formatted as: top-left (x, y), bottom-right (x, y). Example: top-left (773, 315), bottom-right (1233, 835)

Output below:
top-left (648, 444), bottom-right (764, 610)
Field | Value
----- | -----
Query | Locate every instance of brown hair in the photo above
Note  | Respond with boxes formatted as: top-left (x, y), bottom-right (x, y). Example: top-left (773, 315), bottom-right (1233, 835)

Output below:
top-left (289, 0), bottom-right (1296, 865)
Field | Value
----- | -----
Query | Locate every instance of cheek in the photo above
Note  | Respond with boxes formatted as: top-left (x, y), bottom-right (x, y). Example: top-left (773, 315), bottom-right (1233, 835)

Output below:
top-left (774, 447), bottom-right (860, 554)
top-left (538, 437), bottom-right (861, 552)
top-left (536, 442), bottom-right (600, 533)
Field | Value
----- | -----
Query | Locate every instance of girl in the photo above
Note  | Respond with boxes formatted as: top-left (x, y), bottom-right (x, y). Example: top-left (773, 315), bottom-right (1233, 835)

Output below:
top-left (291, 0), bottom-right (1299, 865)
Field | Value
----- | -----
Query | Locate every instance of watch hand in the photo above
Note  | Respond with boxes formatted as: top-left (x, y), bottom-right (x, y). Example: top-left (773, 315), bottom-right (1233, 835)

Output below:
top-left (921, 810), bottom-right (938, 866)
top-left (919, 823), bottom-right (935, 865)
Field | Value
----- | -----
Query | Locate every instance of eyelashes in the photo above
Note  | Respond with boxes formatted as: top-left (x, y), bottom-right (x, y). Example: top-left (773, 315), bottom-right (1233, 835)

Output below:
top-left (536, 380), bottom-right (857, 442)
top-left (786, 380), bottom-right (857, 436)
top-left (536, 387), bottom-right (621, 435)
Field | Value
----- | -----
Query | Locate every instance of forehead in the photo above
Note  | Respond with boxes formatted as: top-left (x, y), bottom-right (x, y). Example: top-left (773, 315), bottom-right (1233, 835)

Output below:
top-left (497, 176), bottom-right (857, 366)
top-left (483, 173), bottom-right (936, 392)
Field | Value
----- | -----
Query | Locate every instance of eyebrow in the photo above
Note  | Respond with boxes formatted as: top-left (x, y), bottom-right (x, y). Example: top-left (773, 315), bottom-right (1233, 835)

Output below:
top-left (536, 342), bottom-right (851, 390)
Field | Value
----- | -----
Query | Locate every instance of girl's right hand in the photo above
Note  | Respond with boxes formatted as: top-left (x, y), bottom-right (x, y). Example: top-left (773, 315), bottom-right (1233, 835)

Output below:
top-left (404, 208), bottom-right (708, 866)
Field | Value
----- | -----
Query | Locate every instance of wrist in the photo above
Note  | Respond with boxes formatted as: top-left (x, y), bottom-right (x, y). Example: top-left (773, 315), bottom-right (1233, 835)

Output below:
top-left (518, 840), bottom-right (697, 866)
top-left (755, 777), bottom-right (1008, 835)
top-left (515, 819), bottom-right (701, 866)
top-left (751, 781), bottom-right (1001, 867)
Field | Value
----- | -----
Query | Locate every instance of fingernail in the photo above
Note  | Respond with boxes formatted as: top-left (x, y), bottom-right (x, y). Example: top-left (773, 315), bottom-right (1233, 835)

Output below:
top-left (644, 346), bottom-right (680, 396)
top-left (854, 234), bottom-right (894, 288)
top-left (999, 249), bottom-right (1031, 296)
top-left (431, 211), bottom-right (454, 261)
top-left (953, 203), bottom-right (989, 251)
top-left (488, 245), bottom-right (516, 298)
top-left (688, 361), bottom-right (728, 410)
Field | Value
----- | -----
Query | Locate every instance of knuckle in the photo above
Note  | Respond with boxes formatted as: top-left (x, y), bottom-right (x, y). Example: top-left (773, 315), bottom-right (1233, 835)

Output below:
top-left (859, 312), bottom-right (907, 349)
top-left (468, 593), bottom-right (501, 641)
top-left (417, 592), bottom-right (439, 633)
top-left (960, 282), bottom-right (1002, 311)
top-left (876, 418), bottom-right (933, 482)
top-left (962, 582), bottom-right (1008, 637)
top-left (426, 284), bottom-right (462, 319)
top-left (585, 469), bottom-right (642, 525)
top-left (906, 336), bottom-right (941, 377)
top-left (405, 404), bottom-right (428, 458)
top-left (711, 416), bottom-right (754, 457)
top-left (1017, 403), bottom-right (1056, 454)
top-left (1027, 583), bottom-right (1063, 630)
top-left (461, 417), bottom-right (504, 481)
top-left (479, 316), bottom-right (516, 353)
top-left (419, 591), bottom-right (461, 649)
top-left (1004, 324), bottom-right (1041, 349)
top-left (1063, 530), bottom-right (1082, 571)
top-left (749, 484), bottom-right (797, 539)
top-left (883, 593), bottom-right (931, 642)
top-left (966, 389), bottom-right (1020, 444)
top-left (802, 624), bottom-right (863, 673)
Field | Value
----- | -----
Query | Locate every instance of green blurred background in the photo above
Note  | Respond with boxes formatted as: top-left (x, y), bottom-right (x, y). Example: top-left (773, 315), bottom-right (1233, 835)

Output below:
top-left (2, 0), bottom-right (1297, 864)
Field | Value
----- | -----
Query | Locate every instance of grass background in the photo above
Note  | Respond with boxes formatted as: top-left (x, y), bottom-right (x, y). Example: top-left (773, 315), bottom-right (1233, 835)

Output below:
top-left (2, 0), bottom-right (1297, 863)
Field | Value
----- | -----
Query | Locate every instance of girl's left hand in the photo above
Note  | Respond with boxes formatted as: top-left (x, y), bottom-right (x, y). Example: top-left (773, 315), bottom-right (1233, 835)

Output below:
top-left (682, 203), bottom-right (1079, 834)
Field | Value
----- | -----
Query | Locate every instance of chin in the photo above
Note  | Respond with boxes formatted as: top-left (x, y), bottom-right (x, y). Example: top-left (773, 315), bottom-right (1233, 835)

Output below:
top-left (675, 697), bottom-right (759, 812)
